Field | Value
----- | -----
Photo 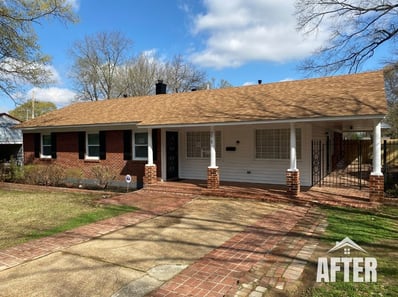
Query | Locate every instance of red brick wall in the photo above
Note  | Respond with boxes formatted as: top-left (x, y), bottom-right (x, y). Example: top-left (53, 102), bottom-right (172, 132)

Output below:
top-left (207, 167), bottom-right (220, 189)
top-left (369, 174), bottom-right (384, 202)
top-left (23, 133), bottom-right (36, 164)
top-left (286, 170), bottom-right (300, 197)
top-left (23, 130), bottom-right (162, 184)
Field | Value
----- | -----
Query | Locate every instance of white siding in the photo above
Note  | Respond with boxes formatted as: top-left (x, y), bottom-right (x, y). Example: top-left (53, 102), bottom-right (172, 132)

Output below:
top-left (177, 123), bottom-right (313, 186)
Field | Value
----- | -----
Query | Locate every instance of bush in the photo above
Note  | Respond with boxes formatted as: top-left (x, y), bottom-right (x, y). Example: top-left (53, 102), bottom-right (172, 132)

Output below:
top-left (65, 167), bottom-right (84, 180)
top-left (8, 157), bottom-right (24, 182)
top-left (0, 157), bottom-right (24, 182)
top-left (91, 165), bottom-right (117, 189)
top-left (24, 164), bottom-right (66, 186)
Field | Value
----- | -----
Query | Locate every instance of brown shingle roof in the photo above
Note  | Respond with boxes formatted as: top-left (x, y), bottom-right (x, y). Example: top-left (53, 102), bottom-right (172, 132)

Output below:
top-left (18, 70), bottom-right (387, 129)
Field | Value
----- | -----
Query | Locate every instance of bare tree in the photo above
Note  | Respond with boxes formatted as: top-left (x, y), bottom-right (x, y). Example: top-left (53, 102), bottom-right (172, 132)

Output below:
top-left (115, 52), bottom-right (161, 97)
top-left (205, 78), bottom-right (233, 90)
top-left (384, 64), bottom-right (398, 137)
top-left (295, 0), bottom-right (398, 75)
top-left (70, 32), bottom-right (133, 101)
top-left (164, 54), bottom-right (207, 93)
top-left (0, 0), bottom-right (76, 101)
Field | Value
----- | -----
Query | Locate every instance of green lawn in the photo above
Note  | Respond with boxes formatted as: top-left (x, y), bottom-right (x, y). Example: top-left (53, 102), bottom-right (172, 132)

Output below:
top-left (302, 204), bottom-right (398, 297)
top-left (0, 189), bottom-right (135, 250)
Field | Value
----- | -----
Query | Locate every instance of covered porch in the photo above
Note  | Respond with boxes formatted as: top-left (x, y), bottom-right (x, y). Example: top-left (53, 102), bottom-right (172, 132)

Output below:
top-left (143, 118), bottom-right (385, 202)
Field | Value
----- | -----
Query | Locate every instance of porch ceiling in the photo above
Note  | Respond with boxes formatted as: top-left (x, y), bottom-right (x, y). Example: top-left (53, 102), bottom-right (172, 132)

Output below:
top-left (312, 118), bottom-right (381, 132)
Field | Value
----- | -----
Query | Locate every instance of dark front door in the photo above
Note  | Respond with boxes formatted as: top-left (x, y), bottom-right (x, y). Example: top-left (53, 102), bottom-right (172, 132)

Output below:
top-left (166, 132), bottom-right (179, 180)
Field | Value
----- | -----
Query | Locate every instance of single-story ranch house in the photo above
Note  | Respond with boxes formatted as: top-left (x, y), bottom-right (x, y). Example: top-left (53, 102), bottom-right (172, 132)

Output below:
top-left (17, 71), bottom-right (387, 200)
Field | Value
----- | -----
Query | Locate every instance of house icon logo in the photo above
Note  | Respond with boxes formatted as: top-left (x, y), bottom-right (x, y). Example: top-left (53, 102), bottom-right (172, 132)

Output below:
top-left (327, 237), bottom-right (367, 255)
top-left (316, 236), bottom-right (377, 283)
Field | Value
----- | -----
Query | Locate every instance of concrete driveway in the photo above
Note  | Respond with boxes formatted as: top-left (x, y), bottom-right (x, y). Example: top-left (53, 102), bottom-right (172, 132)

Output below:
top-left (0, 196), bottom-right (279, 297)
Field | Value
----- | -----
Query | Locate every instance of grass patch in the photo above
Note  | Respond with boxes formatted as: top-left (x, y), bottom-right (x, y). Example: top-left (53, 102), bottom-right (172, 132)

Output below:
top-left (0, 189), bottom-right (135, 250)
top-left (301, 205), bottom-right (398, 297)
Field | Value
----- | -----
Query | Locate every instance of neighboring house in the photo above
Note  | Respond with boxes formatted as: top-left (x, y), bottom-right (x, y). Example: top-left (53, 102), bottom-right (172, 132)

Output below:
top-left (17, 71), bottom-right (387, 200)
top-left (0, 113), bottom-right (23, 164)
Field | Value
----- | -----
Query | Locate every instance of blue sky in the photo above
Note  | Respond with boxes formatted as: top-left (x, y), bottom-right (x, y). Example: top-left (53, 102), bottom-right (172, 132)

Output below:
top-left (0, 0), bottom-right (388, 113)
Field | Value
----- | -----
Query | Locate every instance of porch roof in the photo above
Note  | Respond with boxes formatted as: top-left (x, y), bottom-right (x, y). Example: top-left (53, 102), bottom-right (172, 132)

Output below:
top-left (17, 70), bottom-right (387, 130)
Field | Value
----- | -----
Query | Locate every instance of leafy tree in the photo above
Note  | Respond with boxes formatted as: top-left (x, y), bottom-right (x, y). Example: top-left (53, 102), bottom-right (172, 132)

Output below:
top-left (9, 100), bottom-right (56, 121)
top-left (295, 0), bottom-right (398, 75)
top-left (0, 0), bottom-right (76, 100)
top-left (69, 31), bottom-right (133, 101)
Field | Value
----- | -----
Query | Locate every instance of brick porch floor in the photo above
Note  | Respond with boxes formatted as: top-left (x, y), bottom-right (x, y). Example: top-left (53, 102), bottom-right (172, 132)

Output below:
top-left (145, 179), bottom-right (379, 209)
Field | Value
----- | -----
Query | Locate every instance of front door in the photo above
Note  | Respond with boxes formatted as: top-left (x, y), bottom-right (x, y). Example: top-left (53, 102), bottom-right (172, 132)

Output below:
top-left (166, 132), bottom-right (179, 180)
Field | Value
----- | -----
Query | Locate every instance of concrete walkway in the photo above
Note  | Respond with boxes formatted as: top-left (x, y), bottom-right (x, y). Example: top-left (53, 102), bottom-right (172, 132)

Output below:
top-left (0, 190), bottom-right (325, 297)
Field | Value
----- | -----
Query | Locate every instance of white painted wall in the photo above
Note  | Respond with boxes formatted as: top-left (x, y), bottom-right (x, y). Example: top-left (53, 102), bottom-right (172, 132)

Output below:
top-left (177, 123), bottom-right (313, 186)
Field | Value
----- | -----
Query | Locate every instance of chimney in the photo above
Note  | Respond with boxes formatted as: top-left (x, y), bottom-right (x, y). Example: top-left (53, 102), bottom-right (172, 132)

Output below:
top-left (258, 80), bottom-right (262, 85)
top-left (155, 80), bottom-right (167, 95)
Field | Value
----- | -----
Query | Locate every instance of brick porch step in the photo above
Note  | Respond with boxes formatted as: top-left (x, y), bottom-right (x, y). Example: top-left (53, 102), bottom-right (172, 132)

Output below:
top-left (144, 181), bottom-right (294, 204)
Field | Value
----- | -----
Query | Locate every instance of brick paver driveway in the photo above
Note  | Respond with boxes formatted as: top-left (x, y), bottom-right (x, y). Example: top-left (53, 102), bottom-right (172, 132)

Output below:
top-left (0, 190), bottom-right (325, 297)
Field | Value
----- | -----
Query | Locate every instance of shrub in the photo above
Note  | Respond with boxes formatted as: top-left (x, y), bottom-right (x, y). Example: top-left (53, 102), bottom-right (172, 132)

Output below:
top-left (8, 157), bottom-right (24, 182)
top-left (24, 164), bottom-right (66, 186)
top-left (65, 167), bottom-right (84, 180)
top-left (91, 165), bottom-right (117, 189)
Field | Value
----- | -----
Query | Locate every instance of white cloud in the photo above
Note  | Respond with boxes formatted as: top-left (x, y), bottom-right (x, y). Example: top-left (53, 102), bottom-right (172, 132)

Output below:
top-left (0, 58), bottom-right (61, 85)
top-left (45, 65), bottom-right (61, 84)
top-left (190, 0), bottom-right (328, 69)
top-left (27, 87), bottom-right (76, 106)
top-left (66, 0), bottom-right (80, 10)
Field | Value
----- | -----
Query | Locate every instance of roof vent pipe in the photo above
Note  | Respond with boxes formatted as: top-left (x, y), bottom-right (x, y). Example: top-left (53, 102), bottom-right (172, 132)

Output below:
top-left (155, 80), bottom-right (167, 95)
top-left (258, 80), bottom-right (262, 85)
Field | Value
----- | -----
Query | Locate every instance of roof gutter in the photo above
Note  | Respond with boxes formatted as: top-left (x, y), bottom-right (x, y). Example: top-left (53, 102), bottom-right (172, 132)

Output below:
top-left (19, 121), bottom-right (140, 132)
top-left (138, 114), bottom-right (386, 129)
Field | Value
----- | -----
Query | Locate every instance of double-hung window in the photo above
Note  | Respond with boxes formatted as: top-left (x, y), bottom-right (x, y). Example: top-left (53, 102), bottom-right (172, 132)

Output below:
top-left (186, 131), bottom-right (222, 158)
top-left (256, 128), bottom-right (301, 159)
top-left (41, 134), bottom-right (52, 158)
top-left (134, 132), bottom-right (148, 160)
top-left (86, 133), bottom-right (100, 159)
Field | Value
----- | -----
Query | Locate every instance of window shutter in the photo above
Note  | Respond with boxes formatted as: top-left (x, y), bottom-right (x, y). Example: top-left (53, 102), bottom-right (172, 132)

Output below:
top-left (123, 130), bottom-right (132, 160)
top-left (51, 133), bottom-right (57, 159)
top-left (78, 132), bottom-right (86, 159)
top-left (99, 131), bottom-right (106, 160)
top-left (34, 133), bottom-right (41, 158)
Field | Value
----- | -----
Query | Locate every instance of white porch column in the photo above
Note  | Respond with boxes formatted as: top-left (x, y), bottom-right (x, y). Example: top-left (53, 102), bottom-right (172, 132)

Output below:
top-left (287, 122), bottom-right (300, 196)
top-left (207, 126), bottom-right (219, 189)
top-left (147, 128), bottom-right (153, 165)
top-left (372, 121), bottom-right (382, 175)
top-left (369, 120), bottom-right (384, 202)
top-left (289, 122), bottom-right (297, 171)
top-left (210, 126), bottom-right (217, 168)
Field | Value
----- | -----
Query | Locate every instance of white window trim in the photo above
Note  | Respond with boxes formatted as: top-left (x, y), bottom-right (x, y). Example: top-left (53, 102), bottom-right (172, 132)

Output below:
top-left (85, 132), bottom-right (100, 160)
top-left (186, 131), bottom-right (222, 159)
top-left (40, 134), bottom-right (52, 159)
top-left (133, 131), bottom-right (148, 161)
top-left (255, 128), bottom-right (302, 160)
